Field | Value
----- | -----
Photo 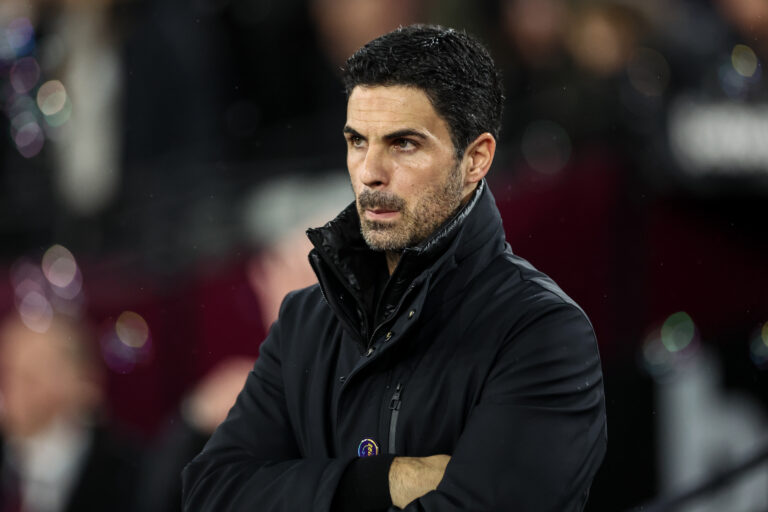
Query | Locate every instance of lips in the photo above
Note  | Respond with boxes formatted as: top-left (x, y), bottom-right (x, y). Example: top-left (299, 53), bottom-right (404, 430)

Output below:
top-left (358, 190), bottom-right (405, 222)
top-left (365, 208), bottom-right (400, 221)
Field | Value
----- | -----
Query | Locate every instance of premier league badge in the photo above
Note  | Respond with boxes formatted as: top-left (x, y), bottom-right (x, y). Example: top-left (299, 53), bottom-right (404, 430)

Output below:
top-left (357, 438), bottom-right (379, 457)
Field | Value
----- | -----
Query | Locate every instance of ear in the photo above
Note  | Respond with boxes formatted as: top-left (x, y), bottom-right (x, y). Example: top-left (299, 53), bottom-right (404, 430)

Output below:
top-left (462, 132), bottom-right (496, 186)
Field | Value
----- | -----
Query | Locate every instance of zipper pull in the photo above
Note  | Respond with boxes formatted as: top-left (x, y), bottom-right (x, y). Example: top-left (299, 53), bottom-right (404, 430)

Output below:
top-left (389, 383), bottom-right (402, 411)
top-left (388, 382), bottom-right (403, 454)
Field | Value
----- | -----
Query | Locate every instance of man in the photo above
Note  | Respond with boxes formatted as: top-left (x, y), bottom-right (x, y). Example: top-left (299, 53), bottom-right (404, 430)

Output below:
top-left (0, 313), bottom-right (139, 512)
top-left (182, 25), bottom-right (606, 511)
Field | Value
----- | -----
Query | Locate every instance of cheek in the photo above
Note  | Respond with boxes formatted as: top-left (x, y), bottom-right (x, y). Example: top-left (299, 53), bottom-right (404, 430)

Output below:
top-left (395, 180), bottom-right (425, 215)
top-left (395, 156), bottom-right (453, 195)
top-left (394, 151), bottom-right (433, 174)
top-left (348, 176), bottom-right (363, 199)
top-left (3, 381), bottom-right (54, 420)
top-left (347, 153), bottom-right (364, 181)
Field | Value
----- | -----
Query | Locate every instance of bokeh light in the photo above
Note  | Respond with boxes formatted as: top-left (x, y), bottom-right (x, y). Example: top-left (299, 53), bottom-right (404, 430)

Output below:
top-left (10, 111), bottom-right (44, 158)
top-left (37, 80), bottom-right (68, 116)
top-left (48, 269), bottom-right (83, 301)
top-left (627, 47), bottom-right (670, 97)
top-left (0, 35), bottom-right (13, 62)
top-left (41, 244), bottom-right (78, 288)
top-left (749, 321), bottom-right (768, 370)
top-left (641, 315), bottom-right (700, 379)
top-left (9, 56), bottom-right (40, 94)
top-left (13, 122), bottom-right (43, 158)
top-left (641, 330), bottom-right (675, 378)
top-left (10, 258), bottom-right (45, 293)
top-left (36, 80), bottom-right (72, 127)
top-left (101, 314), bottom-right (154, 374)
top-left (101, 332), bottom-right (138, 374)
top-left (46, 100), bottom-right (72, 128)
top-left (6, 18), bottom-right (35, 55)
top-left (521, 120), bottom-right (571, 174)
top-left (732, 44), bottom-right (758, 78)
top-left (718, 57), bottom-right (761, 98)
top-left (11, 263), bottom-right (47, 321)
top-left (44, 97), bottom-right (72, 128)
top-left (115, 311), bottom-right (150, 348)
top-left (11, 250), bottom-right (84, 322)
top-left (7, 94), bottom-right (36, 118)
top-left (18, 290), bottom-right (53, 333)
top-left (660, 311), bottom-right (696, 352)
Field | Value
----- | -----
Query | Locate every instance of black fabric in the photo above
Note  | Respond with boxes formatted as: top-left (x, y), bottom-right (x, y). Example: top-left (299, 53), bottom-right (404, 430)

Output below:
top-left (332, 454), bottom-right (395, 512)
top-left (64, 427), bottom-right (141, 512)
top-left (182, 180), bottom-right (607, 512)
top-left (306, 181), bottom-right (486, 349)
top-left (368, 254), bottom-right (391, 331)
top-left (0, 444), bottom-right (21, 512)
top-left (134, 414), bottom-right (210, 512)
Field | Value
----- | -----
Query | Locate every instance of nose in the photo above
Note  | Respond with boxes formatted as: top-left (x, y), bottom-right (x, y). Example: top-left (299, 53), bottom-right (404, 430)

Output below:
top-left (360, 144), bottom-right (390, 189)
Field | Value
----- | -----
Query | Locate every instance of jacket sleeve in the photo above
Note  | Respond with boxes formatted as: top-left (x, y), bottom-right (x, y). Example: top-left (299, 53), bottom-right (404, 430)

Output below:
top-left (404, 304), bottom-right (607, 512)
top-left (181, 293), bottom-right (354, 511)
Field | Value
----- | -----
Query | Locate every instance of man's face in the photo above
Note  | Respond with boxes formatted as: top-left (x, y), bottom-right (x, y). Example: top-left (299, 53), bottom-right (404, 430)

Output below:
top-left (345, 85), bottom-right (467, 251)
top-left (0, 321), bottom-right (97, 438)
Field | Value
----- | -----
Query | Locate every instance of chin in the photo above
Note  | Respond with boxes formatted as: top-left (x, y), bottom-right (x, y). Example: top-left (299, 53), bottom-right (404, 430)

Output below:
top-left (362, 230), bottom-right (409, 252)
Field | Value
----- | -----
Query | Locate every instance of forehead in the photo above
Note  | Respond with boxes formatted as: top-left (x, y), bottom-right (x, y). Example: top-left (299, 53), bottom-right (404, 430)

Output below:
top-left (346, 85), bottom-right (450, 136)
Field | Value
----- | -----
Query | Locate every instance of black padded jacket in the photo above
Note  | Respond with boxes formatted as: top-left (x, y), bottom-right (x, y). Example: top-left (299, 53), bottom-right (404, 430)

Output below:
top-left (182, 180), bottom-right (607, 511)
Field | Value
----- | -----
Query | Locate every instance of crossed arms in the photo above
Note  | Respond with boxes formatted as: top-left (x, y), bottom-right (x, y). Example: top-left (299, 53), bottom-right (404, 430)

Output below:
top-left (181, 303), bottom-right (606, 511)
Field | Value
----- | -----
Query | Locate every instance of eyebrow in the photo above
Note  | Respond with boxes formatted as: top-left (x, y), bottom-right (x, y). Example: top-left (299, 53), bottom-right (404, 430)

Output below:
top-left (343, 126), bottom-right (429, 142)
top-left (343, 126), bottom-right (363, 139)
top-left (383, 129), bottom-right (428, 141)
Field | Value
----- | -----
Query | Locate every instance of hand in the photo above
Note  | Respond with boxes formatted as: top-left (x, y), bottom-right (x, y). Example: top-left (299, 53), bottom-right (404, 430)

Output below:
top-left (389, 454), bottom-right (451, 509)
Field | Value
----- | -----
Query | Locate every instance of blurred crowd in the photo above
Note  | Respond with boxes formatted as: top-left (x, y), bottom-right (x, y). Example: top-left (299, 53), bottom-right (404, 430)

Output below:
top-left (0, 0), bottom-right (767, 511)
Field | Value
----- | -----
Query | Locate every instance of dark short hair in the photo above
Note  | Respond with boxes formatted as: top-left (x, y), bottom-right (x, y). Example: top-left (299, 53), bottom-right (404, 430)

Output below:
top-left (342, 24), bottom-right (504, 158)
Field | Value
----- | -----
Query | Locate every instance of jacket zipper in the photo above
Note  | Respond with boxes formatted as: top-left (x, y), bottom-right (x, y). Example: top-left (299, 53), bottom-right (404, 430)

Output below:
top-left (368, 280), bottom-right (421, 346)
top-left (388, 382), bottom-right (403, 454)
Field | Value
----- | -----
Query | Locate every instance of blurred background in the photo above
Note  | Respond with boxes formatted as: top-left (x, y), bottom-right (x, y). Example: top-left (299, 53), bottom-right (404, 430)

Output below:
top-left (0, 0), bottom-right (767, 510)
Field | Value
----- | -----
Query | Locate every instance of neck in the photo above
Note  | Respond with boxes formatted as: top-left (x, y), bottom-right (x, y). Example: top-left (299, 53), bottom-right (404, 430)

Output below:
top-left (385, 251), bottom-right (401, 275)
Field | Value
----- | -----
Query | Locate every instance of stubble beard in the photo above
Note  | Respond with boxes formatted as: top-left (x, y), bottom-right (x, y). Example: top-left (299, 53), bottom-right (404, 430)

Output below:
top-left (357, 162), bottom-right (464, 252)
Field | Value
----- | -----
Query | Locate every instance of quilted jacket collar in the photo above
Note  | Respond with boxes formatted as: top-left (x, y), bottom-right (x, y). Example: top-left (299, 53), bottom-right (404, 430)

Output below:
top-left (307, 179), bottom-right (505, 342)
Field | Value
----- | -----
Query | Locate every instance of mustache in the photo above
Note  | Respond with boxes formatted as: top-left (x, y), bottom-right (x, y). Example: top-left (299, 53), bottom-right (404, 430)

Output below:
top-left (357, 190), bottom-right (406, 211)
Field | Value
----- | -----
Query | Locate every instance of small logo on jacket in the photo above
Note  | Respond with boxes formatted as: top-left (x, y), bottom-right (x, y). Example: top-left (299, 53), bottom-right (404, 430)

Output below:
top-left (357, 438), bottom-right (379, 457)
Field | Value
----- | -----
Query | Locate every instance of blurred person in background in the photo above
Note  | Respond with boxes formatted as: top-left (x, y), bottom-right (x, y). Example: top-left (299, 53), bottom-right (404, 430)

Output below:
top-left (564, 1), bottom-right (646, 78)
top-left (488, 0), bottom-right (653, 169)
top-left (243, 172), bottom-right (353, 328)
top-left (134, 356), bottom-right (255, 512)
top-left (310, 0), bottom-right (428, 68)
top-left (135, 173), bottom-right (351, 512)
top-left (0, 313), bottom-right (139, 512)
top-left (500, 0), bottom-right (568, 69)
top-left (0, 0), bottom-right (234, 267)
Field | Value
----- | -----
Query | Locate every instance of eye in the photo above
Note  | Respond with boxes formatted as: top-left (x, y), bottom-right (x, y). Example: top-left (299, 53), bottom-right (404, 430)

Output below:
top-left (393, 138), bottom-right (416, 151)
top-left (348, 135), bottom-right (366, 149)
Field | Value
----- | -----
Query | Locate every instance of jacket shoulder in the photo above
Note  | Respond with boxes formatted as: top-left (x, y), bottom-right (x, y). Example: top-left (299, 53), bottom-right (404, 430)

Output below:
top-left (481, 251), bottom-right (601, 384)
top-left (484, 248), bottom-right (591, 324)
top-left (277, 282), bottom-right (338, 328)
top-left (280, 283), bottom-right (325, 313)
